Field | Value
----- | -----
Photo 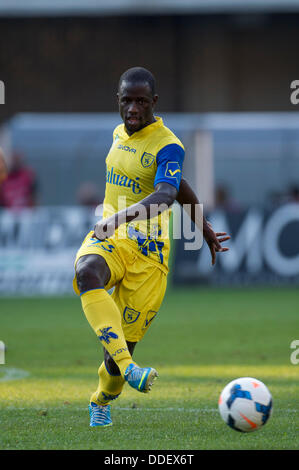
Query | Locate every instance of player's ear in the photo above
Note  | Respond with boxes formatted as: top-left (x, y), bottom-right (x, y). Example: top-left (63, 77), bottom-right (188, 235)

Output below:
top-left (116, 93), bottom-right (120, 105)
top-left (152, 94), bottom-right (159, 108)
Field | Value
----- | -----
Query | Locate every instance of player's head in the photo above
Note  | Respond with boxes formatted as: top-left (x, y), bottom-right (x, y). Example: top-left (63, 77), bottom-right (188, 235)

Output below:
top-left (117, 67), bottom-right (158, 135)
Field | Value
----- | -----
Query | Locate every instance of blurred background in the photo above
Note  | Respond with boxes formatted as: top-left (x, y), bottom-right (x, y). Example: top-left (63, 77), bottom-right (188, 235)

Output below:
top-left (0, 0), bottom-right (299, 295)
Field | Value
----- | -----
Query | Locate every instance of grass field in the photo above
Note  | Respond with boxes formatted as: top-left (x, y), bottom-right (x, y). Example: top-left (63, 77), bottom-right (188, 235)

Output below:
top-left (0, 287), bottom-right (298, 450)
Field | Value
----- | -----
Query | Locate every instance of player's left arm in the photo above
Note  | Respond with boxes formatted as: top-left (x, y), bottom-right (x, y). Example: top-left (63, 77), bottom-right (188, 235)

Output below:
top-left (177, 177), bottom-right (230, 265)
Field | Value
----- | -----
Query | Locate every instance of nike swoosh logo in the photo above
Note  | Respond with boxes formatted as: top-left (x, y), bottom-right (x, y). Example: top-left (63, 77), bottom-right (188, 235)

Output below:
top-left (169, 169), bottom-right (181, 176)
top-left (239, 412), bottom-right (258, 429)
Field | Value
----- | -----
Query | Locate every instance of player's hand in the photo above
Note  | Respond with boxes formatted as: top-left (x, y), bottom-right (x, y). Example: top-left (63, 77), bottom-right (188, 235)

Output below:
top-left (203, 221), bottom-right (230, 266)
top-left (92, 215), bottom-right (118, 241)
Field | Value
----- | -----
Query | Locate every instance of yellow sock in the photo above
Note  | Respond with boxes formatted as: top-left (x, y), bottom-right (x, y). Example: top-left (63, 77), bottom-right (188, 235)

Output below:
top-left (90, 362), bottom-right (125, 406)
top-left (81, 289), bottom-right (135, 377)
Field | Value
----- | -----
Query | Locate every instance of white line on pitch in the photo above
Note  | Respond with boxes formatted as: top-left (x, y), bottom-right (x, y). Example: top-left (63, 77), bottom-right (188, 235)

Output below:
top-left (1, 406), bottom-right (298, 413)
top-left (0, 367), bottom-right (30, 382)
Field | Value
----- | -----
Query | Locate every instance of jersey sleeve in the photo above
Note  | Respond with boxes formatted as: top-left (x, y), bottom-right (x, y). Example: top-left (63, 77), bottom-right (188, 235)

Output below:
top-left (154, 143), bottom-right (185, 191)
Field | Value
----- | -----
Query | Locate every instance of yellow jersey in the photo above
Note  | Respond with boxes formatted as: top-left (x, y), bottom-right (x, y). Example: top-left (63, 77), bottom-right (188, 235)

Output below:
top-left (102, 116), bottom-right (185, 271)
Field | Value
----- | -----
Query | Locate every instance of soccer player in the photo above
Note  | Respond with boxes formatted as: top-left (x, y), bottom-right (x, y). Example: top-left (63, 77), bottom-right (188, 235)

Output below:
top-left (73, 67), bottom-right (230, 427)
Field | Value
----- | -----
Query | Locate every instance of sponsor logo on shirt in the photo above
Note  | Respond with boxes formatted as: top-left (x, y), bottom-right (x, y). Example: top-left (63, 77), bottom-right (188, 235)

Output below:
top-left (106, 166), bottom-right (141, 194)
top-left (117, 144), bottom-right (136, 153)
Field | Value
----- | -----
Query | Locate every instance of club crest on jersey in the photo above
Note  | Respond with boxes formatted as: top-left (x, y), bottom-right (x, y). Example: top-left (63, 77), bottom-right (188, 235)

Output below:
top-left (123, 306), bottom-right (141, 324)
top-left (141, 152), bottom-right (155, 168)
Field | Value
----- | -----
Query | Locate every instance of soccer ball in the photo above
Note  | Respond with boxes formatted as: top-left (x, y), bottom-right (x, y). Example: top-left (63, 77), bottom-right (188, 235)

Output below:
top-left (218, 377), bottom-right (273, 432)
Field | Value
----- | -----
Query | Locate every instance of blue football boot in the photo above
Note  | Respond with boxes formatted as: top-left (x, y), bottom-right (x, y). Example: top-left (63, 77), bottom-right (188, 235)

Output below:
top-left (124, 363), bottom-right (158, 393)
top-left (88, 402), bottom-right (112, 427)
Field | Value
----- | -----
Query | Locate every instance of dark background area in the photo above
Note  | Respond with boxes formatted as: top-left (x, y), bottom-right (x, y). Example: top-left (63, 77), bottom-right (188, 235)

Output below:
top-left (1, 13), bottom-right (299, 123)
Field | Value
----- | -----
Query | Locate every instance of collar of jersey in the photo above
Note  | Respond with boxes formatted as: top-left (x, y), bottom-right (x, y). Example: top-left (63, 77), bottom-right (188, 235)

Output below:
top-left (122, 116), bottom-right (163, 141)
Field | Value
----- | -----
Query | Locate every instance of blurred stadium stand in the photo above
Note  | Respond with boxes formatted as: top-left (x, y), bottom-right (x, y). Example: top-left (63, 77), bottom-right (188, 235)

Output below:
top-left (1, 112), bottom-right (299, 208)
top-left (1, 7), bottom-right (299, 122)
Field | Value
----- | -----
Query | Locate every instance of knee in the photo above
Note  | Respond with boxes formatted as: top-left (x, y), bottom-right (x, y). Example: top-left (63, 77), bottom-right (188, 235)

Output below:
top-left (76, 255), bottom-right (109, 293)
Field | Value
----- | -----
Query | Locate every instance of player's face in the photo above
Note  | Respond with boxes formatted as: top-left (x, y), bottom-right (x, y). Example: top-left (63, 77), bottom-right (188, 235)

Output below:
top-left (117, 81), bottom-right (158, 135)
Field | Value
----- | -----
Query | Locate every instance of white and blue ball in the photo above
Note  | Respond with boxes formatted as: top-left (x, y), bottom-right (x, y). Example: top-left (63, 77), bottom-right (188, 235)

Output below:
top-left (218, 377), bottom-right (273, 432)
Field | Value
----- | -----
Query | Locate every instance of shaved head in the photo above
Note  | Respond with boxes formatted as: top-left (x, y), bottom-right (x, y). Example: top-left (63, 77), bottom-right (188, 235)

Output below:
top-left (118, 67), bottom-right (156, 97)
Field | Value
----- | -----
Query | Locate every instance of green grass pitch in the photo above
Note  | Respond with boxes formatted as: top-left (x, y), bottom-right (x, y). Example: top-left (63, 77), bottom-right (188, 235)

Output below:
top-left (0, 287), bottom-right (298, 450)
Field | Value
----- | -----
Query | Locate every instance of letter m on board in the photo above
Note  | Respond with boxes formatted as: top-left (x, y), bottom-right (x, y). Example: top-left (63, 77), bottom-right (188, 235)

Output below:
top-left (0, 81), bottom-right (4, 104)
